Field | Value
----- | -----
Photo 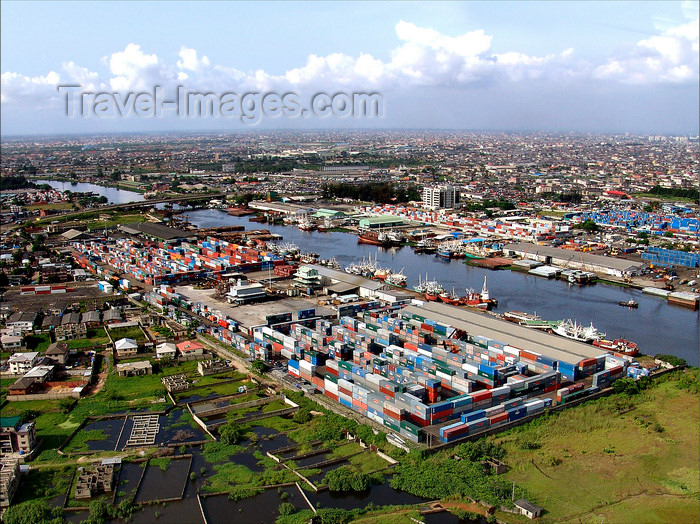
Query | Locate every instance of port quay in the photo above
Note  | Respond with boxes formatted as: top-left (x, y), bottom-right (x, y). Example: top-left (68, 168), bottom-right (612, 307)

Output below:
top-left (68, 213), bottom-right (695, 447)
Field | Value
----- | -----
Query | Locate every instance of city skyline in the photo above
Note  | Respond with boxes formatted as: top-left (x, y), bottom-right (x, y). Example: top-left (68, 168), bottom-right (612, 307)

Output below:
top-left (1, 0), bottom-right (698, 136)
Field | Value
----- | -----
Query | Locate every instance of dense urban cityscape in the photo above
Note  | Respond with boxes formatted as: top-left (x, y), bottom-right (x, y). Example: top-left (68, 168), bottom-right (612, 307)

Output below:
top-left (1, 0), bottom-right (699, 523)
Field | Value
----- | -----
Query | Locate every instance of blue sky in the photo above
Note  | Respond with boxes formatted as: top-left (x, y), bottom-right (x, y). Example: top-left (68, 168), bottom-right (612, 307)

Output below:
top-left (2, 1), bottom-right (698, 135)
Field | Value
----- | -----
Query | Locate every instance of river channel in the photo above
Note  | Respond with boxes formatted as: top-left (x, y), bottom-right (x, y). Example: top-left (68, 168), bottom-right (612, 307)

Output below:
top-left (182, 209), bottom-right (699, 366)
top-left (37, 180), bottom-right (145, 203)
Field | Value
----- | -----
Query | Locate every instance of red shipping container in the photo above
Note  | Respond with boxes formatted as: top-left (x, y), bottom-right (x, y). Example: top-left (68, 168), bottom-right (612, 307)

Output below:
top-left (520, 350), bottom-right (539, 361)
top-left (470, 390), bottom-right (492, 402)
top-left (489, 412), bottom-right (509, 424)
top-left (325, 391), bottom-right (339, 402)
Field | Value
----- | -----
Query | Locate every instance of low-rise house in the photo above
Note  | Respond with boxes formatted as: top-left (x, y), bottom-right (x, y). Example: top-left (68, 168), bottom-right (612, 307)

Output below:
top-left (514, 499), bottom-right (544, 519)
top-left (0, 416), bottom-right (37, 455)
top-left (24, 365), bottom-right (55, 383)
top-left (176, 340), bottom-right (204, 357)
top-left (40, 314), bottom-right (61, 332)
top-left (155, 342), bottom-right (177, 359)
top-left (0, 334), bottom-right (24, 353)
top-left (103, 308), bottom-right (123, 324)
top-left (80, 310), bottom-right (101, 328)
top-left (114, 337), bottom-right (138, 357)
top-left (5, 311), bottom-right (37, 333)
top-left (7, 377), bottom-right (42, 396)
top-left (45, 342), bottom-right (70, 365)
top-left (61, 312), bottom-right (81, 327)
top-left (55, 322), bottom-right (87, 341)
top-left (115, 360), bottom-right (152, 377)
top-left (7, 352), bottom-right (40, 375)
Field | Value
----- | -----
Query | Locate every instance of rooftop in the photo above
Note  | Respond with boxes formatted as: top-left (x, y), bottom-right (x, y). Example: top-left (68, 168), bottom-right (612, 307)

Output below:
top-left (121, 222), bottom-right (191, 241)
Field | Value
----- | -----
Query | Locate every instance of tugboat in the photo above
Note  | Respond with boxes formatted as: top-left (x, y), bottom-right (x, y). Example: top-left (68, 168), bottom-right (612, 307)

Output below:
top-left (618, 299), bottom-right (639, 308)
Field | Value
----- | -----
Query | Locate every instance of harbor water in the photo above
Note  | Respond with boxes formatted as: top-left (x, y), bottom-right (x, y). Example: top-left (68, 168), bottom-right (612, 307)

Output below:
top-left (183, 209), bottom-right (699, 367)
top-left (37, 180), bottom-right (145, 203)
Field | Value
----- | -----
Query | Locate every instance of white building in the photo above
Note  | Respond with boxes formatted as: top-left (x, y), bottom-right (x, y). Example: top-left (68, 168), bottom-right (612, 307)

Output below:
top-left (422, 185), bottom-right (458, 209)
top-left (155, 342), bottom-right (177, 359)
top-left (8, 352), bottom-right (40, 375)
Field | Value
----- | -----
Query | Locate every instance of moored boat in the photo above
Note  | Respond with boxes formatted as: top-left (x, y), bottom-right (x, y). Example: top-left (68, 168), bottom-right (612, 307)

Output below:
top-left (592, 338), bottom-right (640, 356)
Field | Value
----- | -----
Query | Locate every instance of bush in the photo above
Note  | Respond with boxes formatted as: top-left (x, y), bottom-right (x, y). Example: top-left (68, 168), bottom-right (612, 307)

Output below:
top-left (2, 500), bottom-right (63, 524)
top-left (654, 354), bottom-right (687, 367)
top-left (292, 409), bottom-right (312, 424)
top-left (219, 421), bottom-right (244, 445)
top-left (325, 466), bottom-right (370, 492)
top-left (278, 502), bottom-right (296, 516)
top-left (612, 378), bottom-right (641, 396)
top-left (251, 360), bottom-right (267, 374)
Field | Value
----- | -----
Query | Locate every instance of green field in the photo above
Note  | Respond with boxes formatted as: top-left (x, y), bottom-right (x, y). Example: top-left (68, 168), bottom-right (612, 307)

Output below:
top-left (107, 325), bottom-right (146, 342)
top-left (489, 370), bottom-right (699, 523)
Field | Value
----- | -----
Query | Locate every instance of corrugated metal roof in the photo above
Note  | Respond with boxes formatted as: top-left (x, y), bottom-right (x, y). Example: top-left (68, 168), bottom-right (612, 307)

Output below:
top-left (403, 302), bottom-right (604, 363)
top-left (503, 242), bottom-right (645, 271)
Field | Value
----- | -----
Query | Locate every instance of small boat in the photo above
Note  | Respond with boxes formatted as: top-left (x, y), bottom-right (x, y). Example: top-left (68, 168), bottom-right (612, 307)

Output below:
top-left (618, 299), bottom-right (639, 308)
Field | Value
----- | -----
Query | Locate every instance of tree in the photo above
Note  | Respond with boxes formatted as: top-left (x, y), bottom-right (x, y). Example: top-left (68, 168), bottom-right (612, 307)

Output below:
top-left (251, 360), bottom-right (267, 374)
top-left (219, 421), bottom-right (244, 445)
top-left (2, 500), bottom-right (62, 524)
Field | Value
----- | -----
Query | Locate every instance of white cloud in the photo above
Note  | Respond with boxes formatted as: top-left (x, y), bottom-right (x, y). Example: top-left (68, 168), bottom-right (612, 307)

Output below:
top-left (177, 46), bottom-right (210, 72)
top-left (595, 16), bottom-right (699, 83)
top-left (2, 17), bottom-right (697, 116)
top-left (0, 71), bottom-right (61, 105)
top-left (108, 43), bottom-right (175, 91)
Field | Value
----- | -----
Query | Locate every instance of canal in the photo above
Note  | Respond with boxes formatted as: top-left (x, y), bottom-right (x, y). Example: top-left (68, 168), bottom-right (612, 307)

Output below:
top-left (37, 180), bottom-right (145, 203)
top-left (183, 209), bottom-right (699, 366)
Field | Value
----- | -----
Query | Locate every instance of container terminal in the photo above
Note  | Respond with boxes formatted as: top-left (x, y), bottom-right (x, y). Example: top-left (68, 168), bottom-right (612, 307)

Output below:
top-left (69, 233), bottom-right (651, 447)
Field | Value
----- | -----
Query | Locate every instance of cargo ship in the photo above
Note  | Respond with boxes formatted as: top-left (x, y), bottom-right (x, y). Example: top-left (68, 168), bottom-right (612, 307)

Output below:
top-left (592, 338), bottom-right (639, 357)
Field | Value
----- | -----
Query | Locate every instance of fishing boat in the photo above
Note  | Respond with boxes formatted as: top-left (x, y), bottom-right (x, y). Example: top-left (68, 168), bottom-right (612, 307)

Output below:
top-left (317, 217), bottom-right (334, 232)
top-left (439, 288), bottom-right (461, 305)
top-left (298, 216), bottom-right (316, 231)
top-left (357, 228), bottom-right (392, 246)
top-left (618, 299), bottom-right (639, 308)
top-left (592, 338), bottom-right (640, 356)
top-left (414, 239), bottom-right (436, 254)
top-left (425, 283), bottom-right (442, 302)
top-left (385, 271), bottom-right (408, 287)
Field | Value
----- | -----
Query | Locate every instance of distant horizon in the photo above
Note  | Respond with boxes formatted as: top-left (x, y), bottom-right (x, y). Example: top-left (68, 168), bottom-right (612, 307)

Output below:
top-left (2, 1), bottom-right (698, 136)
top-left (2, 127), bottom-right (699, 141)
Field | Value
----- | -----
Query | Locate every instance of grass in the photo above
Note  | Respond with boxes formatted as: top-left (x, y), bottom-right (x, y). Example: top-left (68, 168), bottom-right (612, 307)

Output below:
top-left (25, 202), bottom-right (74, 211)
top-left (24, 332), bottom-right (52, 352)
top-left (488, 371), bottom-right (700, 523)
top-left (107, 325), bottom-right (147, 342)
top-left (10, 465), bottom-right (73, 505)
top-left (63, 428), bottom-right (109, 453)
top-left (149, 457), bottom-right (172, 471)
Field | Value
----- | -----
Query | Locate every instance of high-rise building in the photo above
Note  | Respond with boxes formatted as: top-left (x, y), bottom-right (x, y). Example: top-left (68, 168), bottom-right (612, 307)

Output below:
top-left (422, 185), bottom-right (459, 209)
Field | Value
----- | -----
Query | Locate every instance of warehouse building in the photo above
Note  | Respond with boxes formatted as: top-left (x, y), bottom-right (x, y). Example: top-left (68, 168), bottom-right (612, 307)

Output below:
top-left (358, 215), bottom-right (405, 229)
top-left (503, 242), bottom-right (645, 277)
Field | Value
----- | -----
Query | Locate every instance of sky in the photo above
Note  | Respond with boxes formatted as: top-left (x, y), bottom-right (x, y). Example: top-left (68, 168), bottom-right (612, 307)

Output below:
top-left (1, 1), bottom-right (698, 136)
